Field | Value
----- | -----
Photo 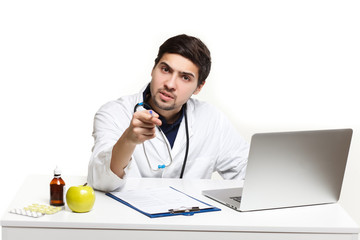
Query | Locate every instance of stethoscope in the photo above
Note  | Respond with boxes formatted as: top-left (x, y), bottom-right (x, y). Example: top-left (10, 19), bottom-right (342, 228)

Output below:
top-left (133, 102), bottom-right (189, 178)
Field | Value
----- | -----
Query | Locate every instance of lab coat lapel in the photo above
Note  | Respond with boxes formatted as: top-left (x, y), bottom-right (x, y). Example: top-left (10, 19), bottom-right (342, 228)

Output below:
top-left (171, 103), bottom-right (194, 159)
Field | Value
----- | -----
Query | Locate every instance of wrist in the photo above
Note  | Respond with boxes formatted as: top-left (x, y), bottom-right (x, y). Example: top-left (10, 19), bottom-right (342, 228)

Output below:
top-left (120, 128), bottom-right (139, 147)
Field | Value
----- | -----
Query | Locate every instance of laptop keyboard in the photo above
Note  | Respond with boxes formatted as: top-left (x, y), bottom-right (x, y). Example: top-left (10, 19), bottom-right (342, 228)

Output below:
top-left (230, 196), bottom-right (242, 203)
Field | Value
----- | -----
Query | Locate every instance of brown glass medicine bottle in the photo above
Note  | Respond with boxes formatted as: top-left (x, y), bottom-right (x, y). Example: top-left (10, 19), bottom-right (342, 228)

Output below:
top-left (50, 166), bottom-right (65, 206)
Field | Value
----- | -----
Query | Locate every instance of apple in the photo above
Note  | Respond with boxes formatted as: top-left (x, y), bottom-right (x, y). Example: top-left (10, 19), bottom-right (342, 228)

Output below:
top-left (66, 183), bottom-right (95, 213)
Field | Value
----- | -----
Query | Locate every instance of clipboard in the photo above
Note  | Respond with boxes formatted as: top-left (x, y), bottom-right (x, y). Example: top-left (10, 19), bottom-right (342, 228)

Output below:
top-left (106, 186), bottom-right (221, 218)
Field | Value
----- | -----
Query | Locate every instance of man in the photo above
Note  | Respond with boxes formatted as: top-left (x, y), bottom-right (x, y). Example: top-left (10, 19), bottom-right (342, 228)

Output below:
top-left (88, 34), bottom-right (249, 192)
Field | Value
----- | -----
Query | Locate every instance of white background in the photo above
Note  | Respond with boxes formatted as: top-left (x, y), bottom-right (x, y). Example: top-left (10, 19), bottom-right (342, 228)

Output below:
top-left (1, 0), bottom-right (359, 238)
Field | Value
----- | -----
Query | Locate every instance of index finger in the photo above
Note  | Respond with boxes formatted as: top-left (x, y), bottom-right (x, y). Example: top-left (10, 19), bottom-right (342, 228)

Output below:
top-left (135, 110), bottom-right (162, 126)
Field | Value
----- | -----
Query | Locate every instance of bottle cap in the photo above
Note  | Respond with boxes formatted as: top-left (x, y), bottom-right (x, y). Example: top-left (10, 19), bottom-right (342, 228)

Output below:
top-left (54, 166), bottom-right (62, 176)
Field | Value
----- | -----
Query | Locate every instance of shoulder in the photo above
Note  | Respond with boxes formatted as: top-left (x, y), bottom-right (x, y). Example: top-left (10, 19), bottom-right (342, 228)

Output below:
top-left (98, 93), bottom-right (137, 112)
top-left (187, 98), bottom-right (229, 126)
top-left (95, 93), bottom-right (139, 123)
top-left (98, 84), bottom-right (147, 114)
top-left (188, 98), bottom-right (225, 118)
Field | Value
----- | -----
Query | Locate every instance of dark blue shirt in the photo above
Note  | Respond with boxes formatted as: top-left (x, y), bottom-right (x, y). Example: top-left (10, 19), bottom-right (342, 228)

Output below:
top-left (142, 84), bottom-right (184, 148)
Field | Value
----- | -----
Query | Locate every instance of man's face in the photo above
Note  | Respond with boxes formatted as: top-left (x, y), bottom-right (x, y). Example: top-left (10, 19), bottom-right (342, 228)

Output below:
top-left (149, 53), bottom-right (204, 117)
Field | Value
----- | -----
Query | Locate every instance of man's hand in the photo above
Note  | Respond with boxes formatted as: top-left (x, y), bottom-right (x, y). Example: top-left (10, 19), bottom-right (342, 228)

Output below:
top-left (127, 110), bottom-right (162, 144)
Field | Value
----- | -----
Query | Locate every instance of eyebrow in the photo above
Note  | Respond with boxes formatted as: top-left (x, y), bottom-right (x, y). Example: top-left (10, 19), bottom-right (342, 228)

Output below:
top-left (159, 62), bottom-right (196, 78)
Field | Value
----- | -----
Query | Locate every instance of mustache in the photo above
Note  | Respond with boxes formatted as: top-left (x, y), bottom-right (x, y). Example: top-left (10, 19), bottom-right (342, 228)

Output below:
top-left (158, 88), bottom-right (176, 98)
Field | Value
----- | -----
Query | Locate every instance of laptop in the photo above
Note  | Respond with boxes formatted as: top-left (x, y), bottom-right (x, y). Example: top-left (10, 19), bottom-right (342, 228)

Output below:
top-left (202, 128), bottom-right (353, 211)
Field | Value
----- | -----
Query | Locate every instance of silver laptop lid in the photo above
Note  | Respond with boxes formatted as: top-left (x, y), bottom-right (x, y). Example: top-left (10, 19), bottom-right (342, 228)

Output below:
top-left (240, 128), bottom-right (352, 211)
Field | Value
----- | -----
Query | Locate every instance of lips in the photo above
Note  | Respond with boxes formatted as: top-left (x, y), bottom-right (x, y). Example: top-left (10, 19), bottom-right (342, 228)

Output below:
top-left (159, 90), bottom-right (174, 101)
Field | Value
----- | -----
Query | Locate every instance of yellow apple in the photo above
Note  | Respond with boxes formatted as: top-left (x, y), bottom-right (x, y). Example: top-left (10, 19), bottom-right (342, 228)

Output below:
top-left (66, 183), bottom-right (95, 213)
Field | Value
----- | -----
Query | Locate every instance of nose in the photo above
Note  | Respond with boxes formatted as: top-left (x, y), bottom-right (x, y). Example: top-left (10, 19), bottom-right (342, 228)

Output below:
top-left (164, 74), bottom-right (177, 91)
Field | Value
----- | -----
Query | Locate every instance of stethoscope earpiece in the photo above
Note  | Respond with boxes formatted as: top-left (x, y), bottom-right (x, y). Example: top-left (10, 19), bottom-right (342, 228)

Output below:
top-left (158, 164), bottom-right (166, 169)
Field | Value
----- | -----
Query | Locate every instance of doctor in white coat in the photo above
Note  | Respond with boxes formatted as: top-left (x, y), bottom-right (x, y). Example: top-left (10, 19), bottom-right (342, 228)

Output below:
top-left (88, 34), bottom-right (249, 192)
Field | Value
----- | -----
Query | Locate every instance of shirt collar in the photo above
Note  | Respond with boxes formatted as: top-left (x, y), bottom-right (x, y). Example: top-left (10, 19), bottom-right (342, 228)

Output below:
top-left (142, 83), bottom-right (151, 102)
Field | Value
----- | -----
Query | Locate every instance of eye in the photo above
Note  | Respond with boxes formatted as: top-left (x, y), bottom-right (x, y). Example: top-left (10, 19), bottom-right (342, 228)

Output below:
top-left (161, 66), bottom-right (169, 73)
top-left (182, 75), bottom-right (192, 81)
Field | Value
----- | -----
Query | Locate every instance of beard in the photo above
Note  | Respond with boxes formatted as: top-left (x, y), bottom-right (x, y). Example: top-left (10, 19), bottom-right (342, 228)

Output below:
top-left (151, 93), bottom-right (176, 111)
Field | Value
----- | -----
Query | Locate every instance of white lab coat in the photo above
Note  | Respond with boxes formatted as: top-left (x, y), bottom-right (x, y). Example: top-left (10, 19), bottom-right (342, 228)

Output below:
top-left (87, 84), bottom-right (249, 192)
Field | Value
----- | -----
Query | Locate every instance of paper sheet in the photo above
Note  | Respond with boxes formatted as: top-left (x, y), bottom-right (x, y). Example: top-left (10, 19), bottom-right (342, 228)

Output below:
top-left (109, 187), bottom-right (212, 214)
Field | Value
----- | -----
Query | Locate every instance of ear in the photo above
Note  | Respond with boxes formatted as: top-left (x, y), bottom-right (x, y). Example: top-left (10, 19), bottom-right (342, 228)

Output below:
top-left (151, 68), bottom-right (155, 78)
top-left (193, 81), bottom-right (206, 95)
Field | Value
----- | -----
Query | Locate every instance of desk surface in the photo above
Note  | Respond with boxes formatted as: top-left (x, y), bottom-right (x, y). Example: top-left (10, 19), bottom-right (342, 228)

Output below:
top-left (1, 175), bottom-right (359, 240)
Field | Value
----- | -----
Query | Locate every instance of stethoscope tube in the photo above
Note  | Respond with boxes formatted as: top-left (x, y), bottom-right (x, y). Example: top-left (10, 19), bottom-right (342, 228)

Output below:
top-left (133, 102), bottom-right (189, 178)
top-left (179, 105), bottom-right (189, 179)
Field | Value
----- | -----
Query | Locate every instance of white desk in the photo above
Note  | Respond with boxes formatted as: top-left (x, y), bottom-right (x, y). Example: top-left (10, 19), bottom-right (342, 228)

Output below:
top-left (1, 175), bottom-right (359, 240)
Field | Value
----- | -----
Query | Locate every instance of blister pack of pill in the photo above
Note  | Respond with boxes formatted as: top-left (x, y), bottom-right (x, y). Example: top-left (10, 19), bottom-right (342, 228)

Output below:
top-left (9, 203), bottom-right (63, 218)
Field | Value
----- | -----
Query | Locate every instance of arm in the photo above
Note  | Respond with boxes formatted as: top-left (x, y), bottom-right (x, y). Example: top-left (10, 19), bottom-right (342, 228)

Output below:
top-left (215, 112), bottom-right (249, 180)
top-left (110, 110), bottom-right (162, 178)
top-left (88, 101), bottom-right (162, 191)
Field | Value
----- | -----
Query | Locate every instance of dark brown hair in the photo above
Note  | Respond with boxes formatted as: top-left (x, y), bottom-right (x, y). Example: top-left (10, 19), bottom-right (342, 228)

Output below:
top-left (154, 34), bottom-right (211, 86)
